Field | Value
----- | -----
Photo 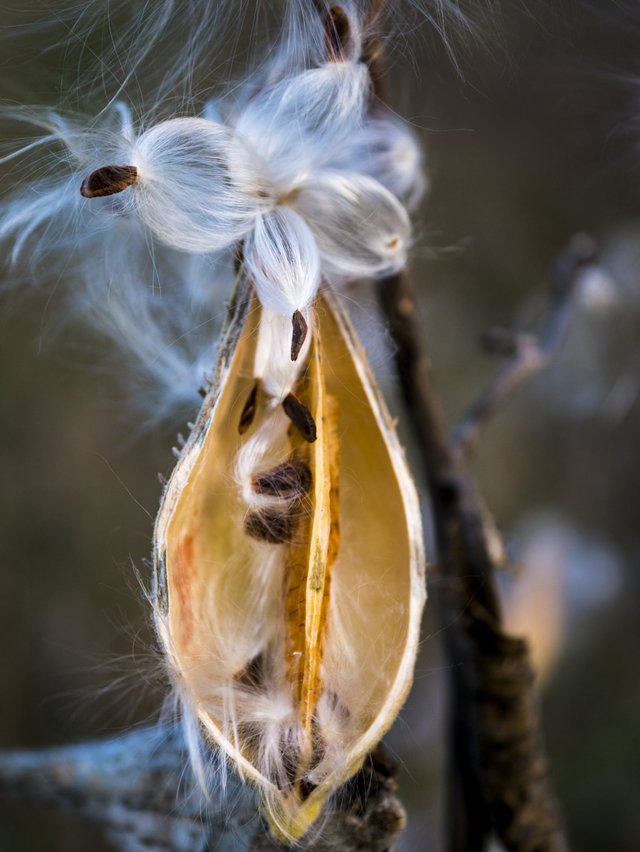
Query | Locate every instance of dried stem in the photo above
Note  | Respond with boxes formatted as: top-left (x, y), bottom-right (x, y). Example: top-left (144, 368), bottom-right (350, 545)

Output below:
top-left (376, 243), bottom-right (577, 850)
top-left (0, 726), bottom-right (406, 851)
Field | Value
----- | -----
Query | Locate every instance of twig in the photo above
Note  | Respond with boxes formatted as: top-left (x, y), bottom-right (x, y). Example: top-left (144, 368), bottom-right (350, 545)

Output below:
top-left (452, 234), bottom-right (597, 459)
top-left (0, 726), bottom-right (406, 852)
top-left (376, 246), bottom-right (573, 850)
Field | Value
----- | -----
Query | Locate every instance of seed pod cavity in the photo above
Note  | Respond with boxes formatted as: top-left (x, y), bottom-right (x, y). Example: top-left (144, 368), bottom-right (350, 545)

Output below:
top-left (153, 277), bottom-right (425, 842)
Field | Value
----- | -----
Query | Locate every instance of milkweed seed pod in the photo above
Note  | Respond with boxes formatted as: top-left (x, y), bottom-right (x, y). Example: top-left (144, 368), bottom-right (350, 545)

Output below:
top-left (153, 273), bottom-right (426, 840)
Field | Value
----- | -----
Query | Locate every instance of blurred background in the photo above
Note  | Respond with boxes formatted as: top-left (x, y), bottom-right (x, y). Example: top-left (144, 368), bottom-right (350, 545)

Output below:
top-left (0, 1), bottom-right (639, 849)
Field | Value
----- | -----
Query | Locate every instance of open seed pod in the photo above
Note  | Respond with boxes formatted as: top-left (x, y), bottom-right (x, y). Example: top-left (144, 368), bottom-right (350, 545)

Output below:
top-left (153, 274), bottom-right (426, 841)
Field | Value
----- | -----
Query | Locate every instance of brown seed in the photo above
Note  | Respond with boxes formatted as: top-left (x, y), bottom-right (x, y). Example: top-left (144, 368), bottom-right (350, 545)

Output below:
top-left (244, 509), bottom-right (296, 544)
top-left (324, 5), bottom-right (351, 60)
top-left (80, 165), bottom-right (138, 198)
top-left (325, 689), bottom-right (350, 721)
top-left (252, 460), bottom-right (312, 500)
top-left (238, 379), bottom-right (260, 434)
top-left (291, 310), bottom-right (308, 362)
top-left (283, 393), bottom-right (317, 443)
top-left (310, 719), bottom-right (327, 771)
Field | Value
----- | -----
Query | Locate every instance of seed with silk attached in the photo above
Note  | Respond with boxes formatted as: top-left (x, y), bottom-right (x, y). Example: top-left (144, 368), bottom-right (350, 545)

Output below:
top-left (252, 460), bottom-right (312, 500)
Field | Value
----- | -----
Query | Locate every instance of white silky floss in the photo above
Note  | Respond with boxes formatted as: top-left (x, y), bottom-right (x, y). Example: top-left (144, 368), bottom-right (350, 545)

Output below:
top-left (335, 114), bottom-right (427, 211)
top-left (0, 106), bottom-right (235, 418)
top-left (0, 36), bottom-right (424, 419)
top-left (127, 59), bottom-right (412, 318)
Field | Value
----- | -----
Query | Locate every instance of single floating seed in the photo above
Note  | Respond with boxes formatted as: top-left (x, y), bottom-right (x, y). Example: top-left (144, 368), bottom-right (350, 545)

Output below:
top-left (324, 5), bottom-right (351, 60)
top-left (238, 379), bottom-right (260, 434)
top-left (291, 310), bottom-right (308, 362)
top-left (244, 508), bottom-right (296, 544)
top-left (80, 165), bottom-right (138, 198)
top-left (283, 393), bottom-right (317, 443)
top-left (252, 460), bottom-right (312, 500)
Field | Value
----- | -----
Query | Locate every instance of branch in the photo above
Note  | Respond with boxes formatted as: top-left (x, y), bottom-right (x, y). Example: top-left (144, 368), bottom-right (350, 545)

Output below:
top-left (452, 234), bottom-right (597, 459)
top-left (0, 726), bottom-right (406, 852)
top-left (376, 244), bottom-right (574, 850)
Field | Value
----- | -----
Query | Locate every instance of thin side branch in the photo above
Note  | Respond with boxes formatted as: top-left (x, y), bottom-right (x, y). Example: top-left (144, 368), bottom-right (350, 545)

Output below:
top-left (452, 234), bottom-right (597, 458)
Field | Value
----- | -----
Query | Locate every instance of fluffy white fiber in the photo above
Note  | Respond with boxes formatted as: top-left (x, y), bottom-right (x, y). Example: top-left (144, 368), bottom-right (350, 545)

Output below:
top-left (335, 113), bottom-right (427, 210)
top-left (232, 60), bottom-right (371, 184)
top-left (131, 118), bottom-right (270, 252)
top-left (295, 170), bottom-right (412, 279)
top-left (0, 0), bottom-right (428, 423)
top-left (245, 210), bottom-right (320, 318)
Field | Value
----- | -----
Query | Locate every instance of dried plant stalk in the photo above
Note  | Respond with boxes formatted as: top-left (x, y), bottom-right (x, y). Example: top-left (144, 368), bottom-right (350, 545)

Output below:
top-left (153, 274), bottom-right (425, 840)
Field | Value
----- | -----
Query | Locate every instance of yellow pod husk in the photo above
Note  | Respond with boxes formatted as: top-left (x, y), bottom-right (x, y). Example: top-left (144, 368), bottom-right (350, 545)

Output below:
top-left (153, 275), bottom-right (426, 841)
